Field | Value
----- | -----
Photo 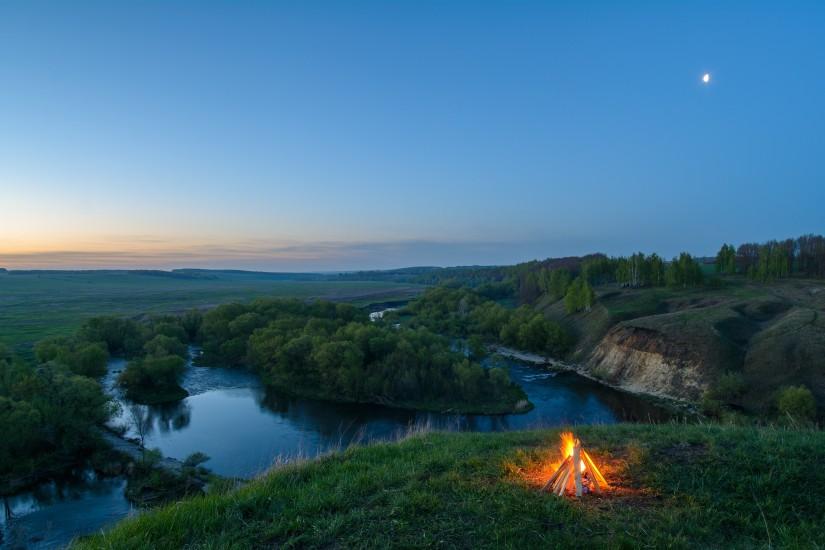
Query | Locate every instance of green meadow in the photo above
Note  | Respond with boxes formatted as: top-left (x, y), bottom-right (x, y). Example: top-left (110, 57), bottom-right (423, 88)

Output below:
top-left (0, 270), bottom-right (422, 356)
top-left (74, 423), bottom-right (825, 549)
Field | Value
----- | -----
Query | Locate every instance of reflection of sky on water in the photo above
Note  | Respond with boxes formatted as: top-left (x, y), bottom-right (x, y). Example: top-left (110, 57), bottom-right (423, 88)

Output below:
top-left (4, 348), bottom-right (669, 548)
top-left (1, 472), bottom-right (133, 549)
top-left (108, 350), bottom-right (668, 479)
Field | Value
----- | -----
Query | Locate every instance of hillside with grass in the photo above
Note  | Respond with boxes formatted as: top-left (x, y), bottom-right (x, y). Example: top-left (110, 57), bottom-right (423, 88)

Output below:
top-left (540, 277), bottom-right (825, 417)
top-left (74, 423), bottom-right (825, 549)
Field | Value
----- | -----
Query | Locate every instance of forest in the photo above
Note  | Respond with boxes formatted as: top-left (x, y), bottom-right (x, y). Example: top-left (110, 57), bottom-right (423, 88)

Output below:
top-left (403, 287), bottom-right (573, 356)
top-left (198, 299), bottom-right (528, 413)
top-left (502, 233), bottom-right (825, 310)
top-left (716, 234), bottom-right (825, 281)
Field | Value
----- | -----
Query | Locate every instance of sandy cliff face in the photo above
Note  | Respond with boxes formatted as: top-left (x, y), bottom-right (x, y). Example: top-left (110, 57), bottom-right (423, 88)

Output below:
top-left (584, 326), bottom-right (711, 401)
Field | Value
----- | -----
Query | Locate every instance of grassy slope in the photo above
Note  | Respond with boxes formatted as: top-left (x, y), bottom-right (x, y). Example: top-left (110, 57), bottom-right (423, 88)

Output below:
top-left (540, 278), bottom-right (825, 411)
top-left (0, 271), bottom-right (423, 356)
top-left (75, 424), bottom-right (825, 549)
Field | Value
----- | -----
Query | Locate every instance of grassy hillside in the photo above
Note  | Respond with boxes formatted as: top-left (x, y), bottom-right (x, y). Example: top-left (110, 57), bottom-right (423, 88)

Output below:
top-left (540, 277), bottom-right (825, 412)
top-left (0, 270), bottom-right (423, 356)
top-left (75, 423), bottom-right (825, 549)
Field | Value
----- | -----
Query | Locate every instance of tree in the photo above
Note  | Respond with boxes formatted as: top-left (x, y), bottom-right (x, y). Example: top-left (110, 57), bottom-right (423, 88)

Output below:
top-left (517, 272), bottom-right (541, 305)
top-left (118, 354), bottom-right (187, 403)
top-left (144, 334), bottom-right (188, 359)
top-left (34, 338), bottom-right (109, 378)
top-left (649, 253), bottom-right (665, 286)
top-left (564, 277), bottom-right (595, 313)
top-left (0, 357), bottom-right (113, 479)
top-left (548, 269), bottom-right (572, 301)
top-left (715, 244), bottom-right (736, 275)
top-left (127, 403), bottom-right (152, 455)
top-left (666, 253), bottom-right (704, 288)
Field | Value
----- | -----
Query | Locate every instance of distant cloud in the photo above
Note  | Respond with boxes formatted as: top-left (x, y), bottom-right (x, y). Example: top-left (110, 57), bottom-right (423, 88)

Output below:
top-left (0, 238), bottom-right (577, 271)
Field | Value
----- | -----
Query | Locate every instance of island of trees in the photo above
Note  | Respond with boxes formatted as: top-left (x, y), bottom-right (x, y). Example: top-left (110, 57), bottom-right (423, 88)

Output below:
top-left (197, 299), bottom-right (529, 414)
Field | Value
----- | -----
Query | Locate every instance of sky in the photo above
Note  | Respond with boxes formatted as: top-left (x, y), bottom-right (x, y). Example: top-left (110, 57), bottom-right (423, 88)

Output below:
top-left (1, 1), bottom-right (824, 271)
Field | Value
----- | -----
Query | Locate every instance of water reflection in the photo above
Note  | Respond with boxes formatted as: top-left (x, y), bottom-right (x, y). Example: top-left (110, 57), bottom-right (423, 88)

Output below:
top-left (0, 471), bottom-right (132, 550)
top-left (4, 349), bottom-right (670, 548)
top-left (107, 353), bottom-right (669, 479)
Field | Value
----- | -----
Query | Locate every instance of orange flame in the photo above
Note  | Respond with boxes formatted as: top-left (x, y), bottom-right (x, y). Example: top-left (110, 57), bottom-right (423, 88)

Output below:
top-left (559, 431), bottom-right (586, 473)
top-left (559, 431), bottom-right (576, 459)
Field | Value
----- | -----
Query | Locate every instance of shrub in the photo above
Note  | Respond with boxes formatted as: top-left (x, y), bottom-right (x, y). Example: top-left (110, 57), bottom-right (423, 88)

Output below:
top-left (707, 372), bottom-right (746, 404)
top-left (700, 394), bottom-right (724, 418)
top-left (118, 355), bottom-right (186, 393)
top-left (776, 385), bottom-right (816, 421)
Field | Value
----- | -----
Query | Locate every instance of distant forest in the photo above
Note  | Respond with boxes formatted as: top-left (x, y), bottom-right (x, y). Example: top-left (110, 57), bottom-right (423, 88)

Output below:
top-left (337, 233), bottom-right (825, 307)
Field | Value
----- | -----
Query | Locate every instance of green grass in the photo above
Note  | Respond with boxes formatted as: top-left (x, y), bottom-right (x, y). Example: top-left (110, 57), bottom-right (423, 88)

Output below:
top-left (74, 423), bottom-right (825, 549)
top-left (0, 271), bottom-right (423, 356)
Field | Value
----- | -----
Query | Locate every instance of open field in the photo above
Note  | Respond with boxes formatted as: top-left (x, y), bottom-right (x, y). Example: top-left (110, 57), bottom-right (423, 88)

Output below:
top-left (74, 423), bottom-right (825, 549)
top-left (0, 271), bottom-right (424, 356)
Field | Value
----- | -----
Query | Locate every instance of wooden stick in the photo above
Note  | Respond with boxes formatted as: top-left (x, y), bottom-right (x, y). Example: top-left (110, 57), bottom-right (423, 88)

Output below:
top-left (588, 468), bottom-right (602, 494)
top-left (551, 463), bottom-right (568, 494)
top-left (541, 457), bottom-right (570, 492)
top-left (587, 467), bottom-right (602, 494)
top-left (573, 443), bottom-right (583, 497)
top-left (582, 450), bottom-right (607, 486)
top-left (556, 465), bottom-right (572, 496)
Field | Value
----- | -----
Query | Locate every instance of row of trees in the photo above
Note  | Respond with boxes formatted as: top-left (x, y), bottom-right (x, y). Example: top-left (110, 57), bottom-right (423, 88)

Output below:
top-left (197, 298), bottom-right (527, 412)
top-left (716, 234), bottom-right (825, 281)
top-left (579, 253), bottom-right (703, 289)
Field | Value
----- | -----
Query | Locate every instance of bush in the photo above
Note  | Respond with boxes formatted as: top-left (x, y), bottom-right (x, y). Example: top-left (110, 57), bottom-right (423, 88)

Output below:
top-left (118, 355), bottom-right (187, 403)
top-left (776, 385), bottom-right (816, 421)
top-left (700, 394), bottom-right (724, 418)
top-left (0, 357), bottom-right (113, 480)
top-left (144, 334), bottom-right (188, 359)
top-left (707, 372), bottom-right (746, 404)
top-left (34, 337), bottom-right (109, 378)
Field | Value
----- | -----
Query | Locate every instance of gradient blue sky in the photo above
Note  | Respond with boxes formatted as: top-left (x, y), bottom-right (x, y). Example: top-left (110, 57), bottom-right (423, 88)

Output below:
top-left (1, 1), bottom-right (824, 270)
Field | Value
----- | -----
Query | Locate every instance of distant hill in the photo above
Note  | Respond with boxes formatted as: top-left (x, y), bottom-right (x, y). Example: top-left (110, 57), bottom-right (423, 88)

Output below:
top-left (539, 277), bottom-right (825, 414)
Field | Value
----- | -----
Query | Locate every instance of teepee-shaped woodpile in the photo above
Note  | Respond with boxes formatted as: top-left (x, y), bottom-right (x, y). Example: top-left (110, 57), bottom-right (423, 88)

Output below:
top-left (542, 433), bottom-right (607, 497)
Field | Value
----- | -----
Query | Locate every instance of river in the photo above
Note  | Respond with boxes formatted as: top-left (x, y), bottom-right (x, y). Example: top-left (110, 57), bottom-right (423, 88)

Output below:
top-left (1, 350), bottom-right (668, 549)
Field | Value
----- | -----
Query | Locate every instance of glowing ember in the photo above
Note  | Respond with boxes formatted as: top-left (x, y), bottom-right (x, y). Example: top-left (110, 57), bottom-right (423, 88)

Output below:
top-left (542, 433), bottom-right (607, 497)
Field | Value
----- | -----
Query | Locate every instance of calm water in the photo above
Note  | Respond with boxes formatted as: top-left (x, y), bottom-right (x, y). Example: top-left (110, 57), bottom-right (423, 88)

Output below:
top-left (2, 350), bottom-right (667, 548)
top-left (0, 472), bottom-right (132, 550)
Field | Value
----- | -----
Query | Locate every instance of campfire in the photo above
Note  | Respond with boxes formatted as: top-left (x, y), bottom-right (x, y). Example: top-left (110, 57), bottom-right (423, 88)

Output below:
top-left (542, 432), bottom-right (607, 497)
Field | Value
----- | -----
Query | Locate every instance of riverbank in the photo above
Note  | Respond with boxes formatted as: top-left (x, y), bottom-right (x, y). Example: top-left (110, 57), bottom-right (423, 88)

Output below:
top-left (73, 423), bottom-right (825, 549)
top-left (4, 350), bottom-right (669, 548)
top-left (490, 345), bottom-right (695, 414)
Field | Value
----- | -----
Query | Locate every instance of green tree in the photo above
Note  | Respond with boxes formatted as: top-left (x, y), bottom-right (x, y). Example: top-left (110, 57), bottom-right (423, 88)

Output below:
top-left (144, 334), bottom-right (188, 359)
top-left (118, 355), bottom-right (187, 402)
top-left (666, 253), bottom-right (704, 288)
top-left (548, 269), bottom-right (572, 300)
top-left (715, 244), bottom-right (736, 275)
top-left (564, 277), bottom-right (595, 313)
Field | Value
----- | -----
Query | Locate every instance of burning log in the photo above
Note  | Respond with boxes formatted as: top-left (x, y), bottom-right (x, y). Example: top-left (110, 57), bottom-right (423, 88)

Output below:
top-left (541, 432), bottom-right (606, 497)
